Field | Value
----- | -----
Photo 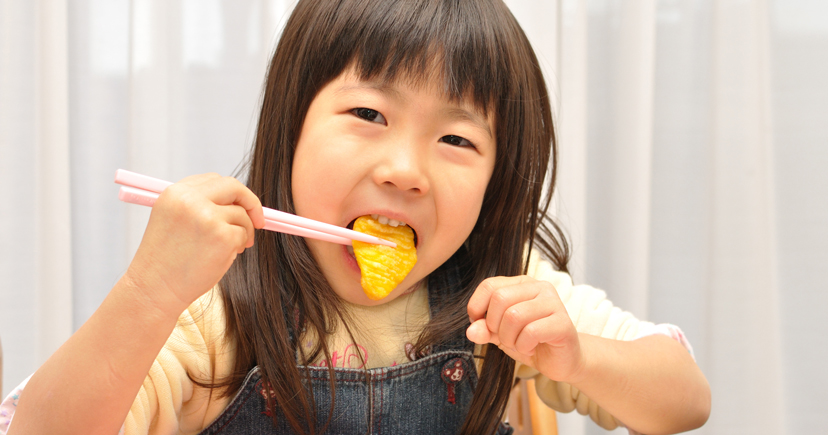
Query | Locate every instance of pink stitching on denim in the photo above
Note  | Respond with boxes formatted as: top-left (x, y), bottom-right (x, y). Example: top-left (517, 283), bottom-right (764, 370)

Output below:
top-left (306, 352), bottom-right (471, 386)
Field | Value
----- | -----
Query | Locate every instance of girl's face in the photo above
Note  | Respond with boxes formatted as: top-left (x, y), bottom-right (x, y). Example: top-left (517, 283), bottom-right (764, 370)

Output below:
top-left (292, 69), bottom-right (496, 306)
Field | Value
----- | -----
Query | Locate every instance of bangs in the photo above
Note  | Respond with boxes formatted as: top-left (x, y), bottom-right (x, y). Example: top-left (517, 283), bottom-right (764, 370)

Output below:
top-left (297, 0), bottom-right (521, 115)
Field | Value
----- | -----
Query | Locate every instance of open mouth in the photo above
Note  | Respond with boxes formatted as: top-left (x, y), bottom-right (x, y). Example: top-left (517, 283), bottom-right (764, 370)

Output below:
top-left (347, 214), bottom-right (418, 248)
top-left (348, 214), bottom-right (419, 300)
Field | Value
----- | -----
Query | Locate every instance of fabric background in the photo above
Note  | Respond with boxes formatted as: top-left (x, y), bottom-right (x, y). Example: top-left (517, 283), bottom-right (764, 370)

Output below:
top-left (1, 1), bottom-right (826, 434)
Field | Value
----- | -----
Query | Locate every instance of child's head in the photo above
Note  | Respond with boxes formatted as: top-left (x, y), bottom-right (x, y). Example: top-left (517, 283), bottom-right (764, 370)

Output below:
top-left (248, 0), bottom-right (566, 283)
top-left (221, 1), bottom-right (570, 433)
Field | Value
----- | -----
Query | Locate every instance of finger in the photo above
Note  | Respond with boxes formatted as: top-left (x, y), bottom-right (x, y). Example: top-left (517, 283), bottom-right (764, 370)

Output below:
top-left (513, 314), bottom-right (574, 355)
top-left (467, 275), bottom-right (534, 322)
top-left (484, 280), bottom-right (546, 336)
top-left (482, 329), bottom-right (533, 365)
top-left (201, 177), bottom-right (265, 230)
top-left (496, 297), bottom-right (557, 350)
top-left (220, 204), bottom-right (257, 251)
top-left (163, 174), bottom-right (264, 229)
top-left (465, 323), bottom-right (534, 367)
top-left (467, 320), bottom-right (511, 351)
top-left (466, 319), bottom-right (492, 344)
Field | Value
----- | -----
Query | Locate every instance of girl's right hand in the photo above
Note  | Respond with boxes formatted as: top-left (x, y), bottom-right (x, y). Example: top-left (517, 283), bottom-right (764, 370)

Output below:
top-left (123, 173), bottom-right (265, 317)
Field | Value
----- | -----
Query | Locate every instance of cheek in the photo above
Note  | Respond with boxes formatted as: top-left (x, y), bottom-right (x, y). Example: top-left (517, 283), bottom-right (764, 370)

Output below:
top-left (436, 170), bottom-right (491, 238)
top-left (293, 160), bottom-right (343, 218)
top-left (292, 129), bottom-right (349, 215)
top-left (292, 147), bottom-right (330, 220)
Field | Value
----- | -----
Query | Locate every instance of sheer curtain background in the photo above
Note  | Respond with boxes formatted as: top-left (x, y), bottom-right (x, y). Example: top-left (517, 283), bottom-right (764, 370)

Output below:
top-left (1, 0), bottom-right (826, 434)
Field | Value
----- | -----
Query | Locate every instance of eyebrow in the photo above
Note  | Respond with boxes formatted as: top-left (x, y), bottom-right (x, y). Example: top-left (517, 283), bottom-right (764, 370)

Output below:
top-left (334, 82), bottom-right (405, 101)
top-left (334, 83), bottom-right (493, 139)
top-left (443, 107), bottom-right (493, 139)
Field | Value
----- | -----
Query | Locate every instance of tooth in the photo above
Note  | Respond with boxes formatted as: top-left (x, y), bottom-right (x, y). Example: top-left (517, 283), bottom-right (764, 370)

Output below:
top-left (371, 214), bottom-right (378, 220)
top-left (378, 215), bottom-right (389, 225)
top-left (388, 219), bottom-right (400, 227)
top-left (399, 221), bottom-right (406, 227)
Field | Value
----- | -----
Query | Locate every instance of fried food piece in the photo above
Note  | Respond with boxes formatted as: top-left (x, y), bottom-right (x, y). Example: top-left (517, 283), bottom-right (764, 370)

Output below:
top-left (352, 215), bottom-right (417, 300)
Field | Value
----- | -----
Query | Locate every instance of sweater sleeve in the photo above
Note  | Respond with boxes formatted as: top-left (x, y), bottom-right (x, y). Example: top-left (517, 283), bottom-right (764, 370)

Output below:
top-left (125, 288), bottom-right (234, 435)
top-left (515, 250), bottom-right (694, 432)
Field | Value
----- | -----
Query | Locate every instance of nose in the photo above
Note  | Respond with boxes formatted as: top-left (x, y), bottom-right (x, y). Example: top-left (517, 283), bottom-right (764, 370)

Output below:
top-left (372, 142), bottom-right (430, 196)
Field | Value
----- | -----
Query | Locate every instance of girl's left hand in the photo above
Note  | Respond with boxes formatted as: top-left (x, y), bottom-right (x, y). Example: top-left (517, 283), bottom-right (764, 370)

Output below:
top-left (466, 276), bottom-right (585, 383)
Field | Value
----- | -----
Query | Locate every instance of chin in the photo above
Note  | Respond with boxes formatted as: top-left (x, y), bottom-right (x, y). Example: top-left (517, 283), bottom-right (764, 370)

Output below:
top-left (335, 278), bottom-right (421, 306)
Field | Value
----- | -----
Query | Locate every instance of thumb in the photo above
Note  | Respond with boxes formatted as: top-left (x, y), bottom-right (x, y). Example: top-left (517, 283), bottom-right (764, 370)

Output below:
top-left (466, 320), bottom-right (534, 366)
top-left (466, 319), bottom-right (492, 344)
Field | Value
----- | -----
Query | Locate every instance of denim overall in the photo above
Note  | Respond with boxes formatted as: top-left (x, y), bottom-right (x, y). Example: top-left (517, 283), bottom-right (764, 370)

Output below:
top-left (198, 250), bottom-right (514, 435)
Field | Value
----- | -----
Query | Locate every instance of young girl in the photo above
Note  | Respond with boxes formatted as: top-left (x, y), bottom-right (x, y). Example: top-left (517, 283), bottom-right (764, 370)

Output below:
top-left (4, 1), bottom-right (710, 434)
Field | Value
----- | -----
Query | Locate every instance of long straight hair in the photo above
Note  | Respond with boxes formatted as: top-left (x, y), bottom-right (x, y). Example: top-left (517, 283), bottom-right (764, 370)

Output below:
top-left (211, 1), bottom-right (570, 433)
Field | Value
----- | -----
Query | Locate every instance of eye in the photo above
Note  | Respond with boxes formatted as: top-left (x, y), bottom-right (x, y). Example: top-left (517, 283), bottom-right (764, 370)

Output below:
top-left (440, 135), bottom-right (475, 149)
top-left (351, 108), bottom-right (387, 125)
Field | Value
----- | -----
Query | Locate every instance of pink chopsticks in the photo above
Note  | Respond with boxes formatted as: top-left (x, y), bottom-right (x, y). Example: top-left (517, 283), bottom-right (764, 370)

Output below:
top-left (114, 169), bottom-right (396, 247)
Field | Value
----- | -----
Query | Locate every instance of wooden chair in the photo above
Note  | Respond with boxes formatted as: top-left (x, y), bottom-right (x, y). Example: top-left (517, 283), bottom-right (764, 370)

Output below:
top-left (508, 378), bottom-right (558, 435)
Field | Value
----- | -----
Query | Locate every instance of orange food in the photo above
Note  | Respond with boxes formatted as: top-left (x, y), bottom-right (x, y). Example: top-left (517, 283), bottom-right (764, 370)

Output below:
top-left (352, 215), bottom-right (417, 300)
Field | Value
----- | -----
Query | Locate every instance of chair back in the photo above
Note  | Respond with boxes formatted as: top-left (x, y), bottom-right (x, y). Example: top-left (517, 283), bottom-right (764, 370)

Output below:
top-left (507, 378), bottom-right (558, 435)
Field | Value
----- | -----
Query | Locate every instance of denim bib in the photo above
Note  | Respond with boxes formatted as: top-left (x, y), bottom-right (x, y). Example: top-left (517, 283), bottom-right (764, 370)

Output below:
top-left (198, 249), bottom-right (513, 435)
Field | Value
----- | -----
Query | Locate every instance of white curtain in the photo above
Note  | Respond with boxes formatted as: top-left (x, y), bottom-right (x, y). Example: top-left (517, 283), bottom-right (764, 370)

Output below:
top-left (2, 1), bottom-right (826, 434)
